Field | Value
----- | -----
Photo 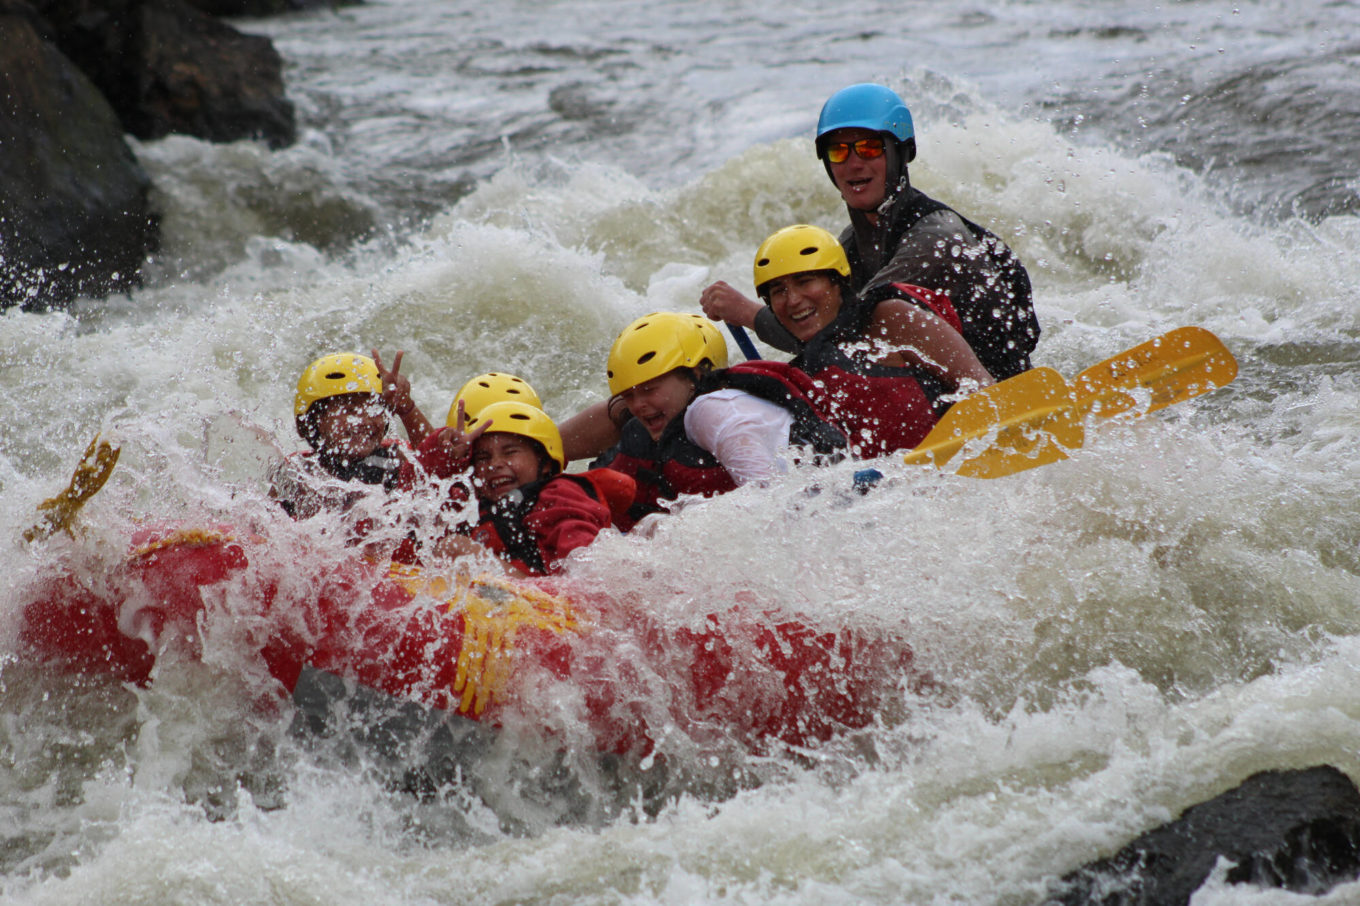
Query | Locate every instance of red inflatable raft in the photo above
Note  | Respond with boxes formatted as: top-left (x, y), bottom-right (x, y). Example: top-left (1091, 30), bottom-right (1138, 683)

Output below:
top-left (17, 525), bottom-right (923, 758)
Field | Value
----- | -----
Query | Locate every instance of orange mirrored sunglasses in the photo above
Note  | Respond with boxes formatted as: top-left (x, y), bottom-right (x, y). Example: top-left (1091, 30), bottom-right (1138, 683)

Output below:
top-left (824, 137), bottom-right (887, 164)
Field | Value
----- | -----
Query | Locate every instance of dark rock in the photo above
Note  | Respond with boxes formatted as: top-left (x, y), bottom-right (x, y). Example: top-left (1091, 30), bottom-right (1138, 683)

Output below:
top-left (181, 0), bottom-right (341, 19)
top-left (1050, 765), bottom-right (1360, 905)
top-left (32, 0), bottom-right (295, 148)
top-left (0, 0), bottom-right (158, 310)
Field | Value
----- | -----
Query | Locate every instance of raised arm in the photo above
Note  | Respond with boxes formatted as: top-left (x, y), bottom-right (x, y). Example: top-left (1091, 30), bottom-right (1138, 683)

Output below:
top-left (372, 349), bottom-right (435, 445)
top-left (559, 398), bottom-right (627, 463)
top-left (867, 298), bottom-right (994, 391)
top-left (701, 280), bottom-right (801, 353)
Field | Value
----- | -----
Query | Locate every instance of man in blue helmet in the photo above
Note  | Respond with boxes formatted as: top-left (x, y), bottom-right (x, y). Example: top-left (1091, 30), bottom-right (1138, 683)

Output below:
top-left (701, 83), bottom-right (1039, 381)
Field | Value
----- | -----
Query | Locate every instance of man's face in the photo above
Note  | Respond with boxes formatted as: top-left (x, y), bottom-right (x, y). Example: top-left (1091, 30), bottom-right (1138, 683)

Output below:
top-left (825, 127), bottom-right (889, 213)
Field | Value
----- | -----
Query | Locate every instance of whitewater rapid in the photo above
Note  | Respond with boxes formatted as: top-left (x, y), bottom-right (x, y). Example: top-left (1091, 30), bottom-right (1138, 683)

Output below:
top-left (4, 0), bottom-right (1360, 903)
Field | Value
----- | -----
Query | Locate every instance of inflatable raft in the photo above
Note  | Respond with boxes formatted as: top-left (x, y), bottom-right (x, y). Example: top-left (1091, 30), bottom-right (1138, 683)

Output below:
top-left (16, 524), bottom-right (922, 759)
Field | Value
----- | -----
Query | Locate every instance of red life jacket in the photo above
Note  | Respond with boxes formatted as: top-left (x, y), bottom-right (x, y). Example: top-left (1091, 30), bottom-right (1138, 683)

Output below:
top-left (472, 470), bottom-right (629, 575)
top-left (703, 361), bottom-right (849, 456)
top-left (790, 295), bottom-right (946, 457)
top-left (800, 363), bottom-right (937, 456)
top-left (889, 282), bottom-right (963, 333)
top-left (595, 419), bottom-right (738, 531)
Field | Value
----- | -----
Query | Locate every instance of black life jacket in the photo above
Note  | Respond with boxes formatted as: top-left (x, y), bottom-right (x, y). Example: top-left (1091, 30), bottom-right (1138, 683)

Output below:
top-left (475, 477), bottom-right (555, 575)
top-left (475, 475), bottom-right (589, 575)
top-left (594, 417), bottom-right (737, 529)
top-left (315, 440), bottom-right (406, 489)
top-left (278, 440), bottom-right (407, 520)
top-left (697, 363), bottom-right (848, 457)
top-left (849, 186), bottom-right (1038, 380)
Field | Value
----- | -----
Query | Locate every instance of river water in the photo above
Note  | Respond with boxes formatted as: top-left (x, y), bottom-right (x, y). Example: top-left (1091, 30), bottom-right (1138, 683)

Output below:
top-left (3, 0), bottom-right (1360, 903)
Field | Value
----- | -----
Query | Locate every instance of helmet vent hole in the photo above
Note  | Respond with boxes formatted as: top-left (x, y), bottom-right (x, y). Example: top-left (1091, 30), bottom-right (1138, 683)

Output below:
top-left (509, 413), bottom-right (530, 422)
top-left (636, 352), bottom-right (656, 365)
top-left (799, 246), bottom-right (819, 257)
top-left (756, 257), bottom-right (770, 267)
top-left (324, 371), bottom-right (346, 380)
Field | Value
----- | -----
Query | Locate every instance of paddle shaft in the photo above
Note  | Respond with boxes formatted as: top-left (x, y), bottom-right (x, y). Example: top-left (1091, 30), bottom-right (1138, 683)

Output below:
top-left (727, 325), bottom-right (761, 361)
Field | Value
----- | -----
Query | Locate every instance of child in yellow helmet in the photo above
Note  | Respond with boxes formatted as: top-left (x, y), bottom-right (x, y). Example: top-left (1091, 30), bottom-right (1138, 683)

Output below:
top-left (410, 399), bottom-right (634, 576)
top-left (270, 351), bottom-right (431, 542)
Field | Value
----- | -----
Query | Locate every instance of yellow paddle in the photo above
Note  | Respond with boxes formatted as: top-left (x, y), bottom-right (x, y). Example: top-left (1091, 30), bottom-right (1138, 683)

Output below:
top-left (23, 434), bottom-right (121, 542)
top-left (901, 367), bottom-right (1083, 478)
top-left (1072, 325), bottom-right (1238, 419)
top-left (903, 327), bottom-right (1238, 479)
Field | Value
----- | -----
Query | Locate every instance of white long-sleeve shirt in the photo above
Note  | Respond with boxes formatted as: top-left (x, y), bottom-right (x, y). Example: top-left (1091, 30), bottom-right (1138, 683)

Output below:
top-left (683, 388), bottom-right (794, 486)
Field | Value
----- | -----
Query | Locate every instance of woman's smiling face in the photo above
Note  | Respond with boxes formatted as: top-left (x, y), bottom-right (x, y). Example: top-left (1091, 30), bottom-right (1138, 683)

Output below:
top-left (618, 369), bottom-right (696, 441)
top-left (765, 271), bottom-right (844, 343)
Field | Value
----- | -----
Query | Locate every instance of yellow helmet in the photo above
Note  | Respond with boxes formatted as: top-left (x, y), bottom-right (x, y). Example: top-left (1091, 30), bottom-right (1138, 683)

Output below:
top-left (448, 372), bottom-right (543, 427)
top-left (294, 353), bottom-right (382, 419)
top-left (681, 313), bottom-right (729, 370)
top-left (606, 312), bottom-right (718, 397)
top-left (473, 400), bottom-right (565, 472)
top-left (752, 224), bottom-right (851, 298)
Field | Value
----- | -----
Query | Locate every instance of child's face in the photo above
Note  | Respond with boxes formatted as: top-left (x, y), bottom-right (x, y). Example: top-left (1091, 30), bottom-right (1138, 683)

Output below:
top-left (472, 433), bottom-right (550, 501)
top-left (313, 394), bottom-right (387, 460)
top-left (619, 369), bottom-right (696, 441)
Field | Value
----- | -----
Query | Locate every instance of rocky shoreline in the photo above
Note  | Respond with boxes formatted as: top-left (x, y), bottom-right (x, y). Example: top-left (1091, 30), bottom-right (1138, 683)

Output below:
top-left (1, 0), bottom-right (314, 310)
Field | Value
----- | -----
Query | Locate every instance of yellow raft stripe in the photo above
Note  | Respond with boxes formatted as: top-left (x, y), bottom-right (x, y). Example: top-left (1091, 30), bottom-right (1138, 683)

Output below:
top-left (384, 564), bottom-right (579, 716)
top-left (127, 527), bottom-right (232, 560)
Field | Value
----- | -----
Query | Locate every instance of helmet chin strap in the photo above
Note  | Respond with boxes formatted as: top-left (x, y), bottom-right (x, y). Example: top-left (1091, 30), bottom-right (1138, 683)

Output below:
top-left (880, 141), bottom-right (910, 206)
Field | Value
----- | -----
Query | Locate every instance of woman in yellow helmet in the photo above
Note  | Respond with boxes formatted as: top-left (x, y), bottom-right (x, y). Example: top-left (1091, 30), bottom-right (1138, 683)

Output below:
top-left (593, 312), bottom-right (848, 530)
top-left (743, 223), bottom-right (993, 457)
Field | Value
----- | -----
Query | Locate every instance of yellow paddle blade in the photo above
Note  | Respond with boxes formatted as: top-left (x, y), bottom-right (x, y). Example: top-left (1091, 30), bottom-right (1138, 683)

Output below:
top-left (23, 433), bottom-right (121, 542)
top-left (1073, 326), bottom-right (1238, 419)
top-left (902, 367), bottom-right (1084, 479)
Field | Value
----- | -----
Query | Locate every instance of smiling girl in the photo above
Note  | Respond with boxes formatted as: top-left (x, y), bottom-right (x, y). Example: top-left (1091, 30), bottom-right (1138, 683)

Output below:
top-left (747, 223), bottom-right (994, 457)
top-left (415, 400), bottom-right (634, 576)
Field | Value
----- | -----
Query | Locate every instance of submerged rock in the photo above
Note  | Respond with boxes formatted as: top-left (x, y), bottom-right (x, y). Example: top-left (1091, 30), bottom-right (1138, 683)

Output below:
top-left (0, 0), bottom-right (158, 310)
top-left (1051, 765), bottom-right (1360, 905)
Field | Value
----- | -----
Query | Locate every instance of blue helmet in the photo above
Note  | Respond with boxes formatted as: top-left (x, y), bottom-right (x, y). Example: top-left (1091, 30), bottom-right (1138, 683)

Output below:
top-left (816, 83), bottom-right (915, 160)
